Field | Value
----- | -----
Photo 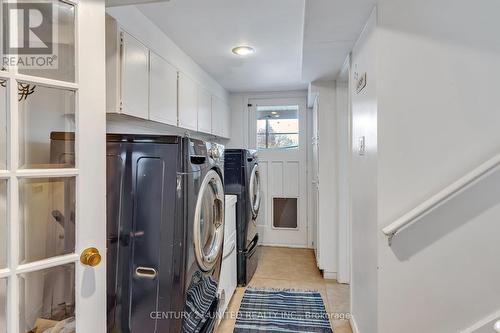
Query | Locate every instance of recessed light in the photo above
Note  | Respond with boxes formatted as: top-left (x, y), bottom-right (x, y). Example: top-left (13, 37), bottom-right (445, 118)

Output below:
top-left (232, 45), bottom-right (255, 56)
top-left (271, 111), bottom-right (278, 115)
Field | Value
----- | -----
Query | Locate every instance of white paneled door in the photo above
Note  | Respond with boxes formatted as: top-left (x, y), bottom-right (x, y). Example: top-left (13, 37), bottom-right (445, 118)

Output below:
top-left (248, 97), bottom-right (308, 247)
top-left (0, 1), bottom-right (106, 332)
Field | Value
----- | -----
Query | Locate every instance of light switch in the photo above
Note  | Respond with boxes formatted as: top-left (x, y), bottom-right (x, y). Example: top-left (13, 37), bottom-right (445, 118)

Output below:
top-left (358, 136), bottom-right (366, 156)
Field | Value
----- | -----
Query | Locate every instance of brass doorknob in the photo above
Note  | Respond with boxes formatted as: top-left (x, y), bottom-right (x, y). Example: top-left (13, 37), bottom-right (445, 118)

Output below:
top-left (80, 247), bottom-right (102, 267)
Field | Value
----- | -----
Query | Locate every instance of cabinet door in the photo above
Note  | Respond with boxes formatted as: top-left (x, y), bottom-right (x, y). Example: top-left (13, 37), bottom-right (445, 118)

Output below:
top-left (178, 73), bottom-right (198, 131)
top-left (121, 31), bottom-right (149, 119)
top-left (222, 102), bottom-right (231, 138)
top-left (149, 52), bottom-right (178, 126)
top-left (211, 96), bottom-right (223, 137)
top-left (197, 88), bottom-right (212, 134)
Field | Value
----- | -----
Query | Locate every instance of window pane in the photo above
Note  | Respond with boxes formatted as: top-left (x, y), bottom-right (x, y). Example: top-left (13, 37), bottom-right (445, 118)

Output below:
top-left (19, 263), bottom-right (75, 333)
top-left (267, 134), bottom-right (299, 149)
top-left (256, 105), bottom-right (299, 149)
top-left (0, 78), bottom-right (7, 169)
top-left (268, 118), bottom-right (298, 134)
top-left (257, 134), bottom-right (267, 149)
top-left (18, 83), bottom-right (75, 169)
top-left (0, 181), bottom-right (7, 268)
top-left (17, 1), bottom-right (76, 83)
top-left (0, 279), bottom-right (6, 333)
top-left (19, 177), bottom-right (76, 264)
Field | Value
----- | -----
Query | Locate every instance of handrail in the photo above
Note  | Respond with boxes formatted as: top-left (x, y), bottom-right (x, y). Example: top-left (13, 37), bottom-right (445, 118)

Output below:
top-left (382, 152), bottom-right (500, 245)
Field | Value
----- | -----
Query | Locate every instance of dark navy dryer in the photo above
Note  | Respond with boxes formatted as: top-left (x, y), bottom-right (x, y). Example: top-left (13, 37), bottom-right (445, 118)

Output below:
top-left (103, 134), bottom-right (224, 333)
top-left (224, 149), bottom-right (261, 286)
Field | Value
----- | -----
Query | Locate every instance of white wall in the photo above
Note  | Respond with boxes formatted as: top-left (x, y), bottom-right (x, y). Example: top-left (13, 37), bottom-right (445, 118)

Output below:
top-left (308, 81), bottom-right (338, 276)
top-left (349, 8), bottom-right (378, 333)
top-left (335, 79), bottom-right (351, 284)
top-left (106, 6), bottom-right (228, 103)
top-left (375, 0), bottom-right (500, 332)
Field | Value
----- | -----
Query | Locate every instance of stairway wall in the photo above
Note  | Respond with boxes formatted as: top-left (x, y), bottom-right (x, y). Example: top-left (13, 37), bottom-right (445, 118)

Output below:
top-left (376, 0), bottom-right (500, 332)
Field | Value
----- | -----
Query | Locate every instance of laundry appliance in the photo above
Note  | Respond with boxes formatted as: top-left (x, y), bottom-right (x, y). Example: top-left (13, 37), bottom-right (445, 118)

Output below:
top-left (52, 133), bottom-right (225, 333)
top-left (224, 149), bottom-right (261, 286)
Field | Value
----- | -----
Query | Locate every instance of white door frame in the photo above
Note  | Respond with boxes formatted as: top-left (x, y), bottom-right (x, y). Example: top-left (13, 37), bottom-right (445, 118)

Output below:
top-left (336, 55), bottom-right (352, 284)
top-left (0, 1), bottom-right (106, 331)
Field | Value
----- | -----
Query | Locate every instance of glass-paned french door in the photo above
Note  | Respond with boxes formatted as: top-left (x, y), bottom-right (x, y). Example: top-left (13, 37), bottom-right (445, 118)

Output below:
top-left (0, 0), bottom-right (106, 332)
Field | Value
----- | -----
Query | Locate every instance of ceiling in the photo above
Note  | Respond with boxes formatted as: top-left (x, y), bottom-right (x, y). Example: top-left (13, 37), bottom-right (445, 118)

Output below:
top-left (137, 0), bottom-right (375, 93)
top-left (302, 0), bottom-right (377, 82)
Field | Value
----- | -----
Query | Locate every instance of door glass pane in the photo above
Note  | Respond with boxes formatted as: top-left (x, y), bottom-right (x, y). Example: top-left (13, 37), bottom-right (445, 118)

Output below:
top-left (0, 181), bottom-right (7, 268)
top-left (18, 83), bottom-right (75, 169)
top-left (0, 279), bottom-right (6, 333)
top-left (0, 78), bottom-right (6, 169)
top-left (17, 1), bottom-right (76, 83)
top-left (19, 177), bottom-right (75, 264)
top-left (256, 105), bottom-right (299, 149)
top-left (19, 263), bottom-right (75, 333)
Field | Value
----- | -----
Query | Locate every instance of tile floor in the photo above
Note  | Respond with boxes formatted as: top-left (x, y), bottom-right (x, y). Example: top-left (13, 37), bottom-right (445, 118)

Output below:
top-left (216, 246), bottom-right (353, 333)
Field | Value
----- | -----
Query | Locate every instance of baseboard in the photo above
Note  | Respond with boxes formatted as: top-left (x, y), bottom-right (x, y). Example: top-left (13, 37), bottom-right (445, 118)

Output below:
top-left (350, 315), bottom-right (360, 333)
top-left (322, 271), bottom-right (337, 280)
top-left (259, 243), bottom-right (310, 249)
top-left (460, 308), bottom-right (500, 333)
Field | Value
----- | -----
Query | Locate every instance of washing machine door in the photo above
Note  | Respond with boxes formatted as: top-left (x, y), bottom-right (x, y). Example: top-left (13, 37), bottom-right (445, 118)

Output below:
top-left (249, 164), bottom-right (261, 219)
top-left (194, 169), bottom-right (225, 272)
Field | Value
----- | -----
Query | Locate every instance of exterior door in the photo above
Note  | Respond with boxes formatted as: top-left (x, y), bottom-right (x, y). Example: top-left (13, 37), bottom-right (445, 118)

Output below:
top-left (248, 97), bottom-right (308, 247)
top-left (0, 1), bottom-right (106, 332)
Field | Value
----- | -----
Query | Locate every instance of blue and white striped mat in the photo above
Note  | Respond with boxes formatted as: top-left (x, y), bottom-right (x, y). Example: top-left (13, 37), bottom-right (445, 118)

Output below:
top-left (234, 288), bottom-right (333, 333)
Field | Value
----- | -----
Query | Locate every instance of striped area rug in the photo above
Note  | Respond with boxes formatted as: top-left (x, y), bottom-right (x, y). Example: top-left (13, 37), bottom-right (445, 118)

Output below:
top-left (234, 288), bottom-right (333, 333)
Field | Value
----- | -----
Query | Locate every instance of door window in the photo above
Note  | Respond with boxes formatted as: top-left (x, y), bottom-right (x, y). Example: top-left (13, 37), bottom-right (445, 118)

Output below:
top-left (257, 105), bottom-right (299, 149)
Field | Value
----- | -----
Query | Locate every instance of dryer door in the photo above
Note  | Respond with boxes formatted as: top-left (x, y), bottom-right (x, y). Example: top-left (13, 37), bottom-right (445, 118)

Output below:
top-left (249, 164), bottom-right (261, 219)
top-left (194, 170), bottom-right (225, 272)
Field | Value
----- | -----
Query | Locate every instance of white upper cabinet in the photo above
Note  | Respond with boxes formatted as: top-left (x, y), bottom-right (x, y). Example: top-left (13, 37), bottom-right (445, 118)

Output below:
top-left (223, 102), bottom-right (231, 138)
top-left (121, 31), bottom-right (149, 119)
top-left (197, 88), bottom-right (212, 134)
top-left (212, 96), bottom-right (230, 138)
top-left (211, 96), bottom-right (222, 137)
top-left (178, 72), bottom-right (198, 131)
top-left (149, 52), bottom-right (178, 126)
top-left (106, 15), bottom-right (230, 138)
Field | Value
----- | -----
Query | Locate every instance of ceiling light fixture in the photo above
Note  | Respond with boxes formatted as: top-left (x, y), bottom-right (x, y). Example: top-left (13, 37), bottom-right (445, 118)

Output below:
top-left (232, 45), bottom-right (255, 56)
top-left (271, 111), bottom-right (278, 115)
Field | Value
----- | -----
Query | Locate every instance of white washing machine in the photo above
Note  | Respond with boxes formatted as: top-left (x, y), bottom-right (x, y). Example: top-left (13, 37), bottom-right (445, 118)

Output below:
top-left (217, 195), bottom-right (238, 325)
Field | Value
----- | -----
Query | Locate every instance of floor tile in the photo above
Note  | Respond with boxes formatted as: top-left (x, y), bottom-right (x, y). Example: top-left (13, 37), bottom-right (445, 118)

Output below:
top-left (215, 246), bottom-right (353, 333)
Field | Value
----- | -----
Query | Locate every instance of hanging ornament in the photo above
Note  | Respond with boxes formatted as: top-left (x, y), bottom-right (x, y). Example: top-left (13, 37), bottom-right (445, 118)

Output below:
top-left (18, 83), bottom-right (36, 101)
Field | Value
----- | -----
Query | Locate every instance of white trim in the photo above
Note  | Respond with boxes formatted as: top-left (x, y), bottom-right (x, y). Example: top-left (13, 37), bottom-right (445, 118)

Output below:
top-left (0, 72), bottom-right (78, 91)
top-left (7, 69), bottom-right (19, 333)
top-left (350, 315), bottom-right (360, 333)
top-left (15, 254), bottom-right (79, 275)
top-left (0, 268), bottom-right (10, 279)
top-left (322, 271), bottom-right (337, 280)
top-left (15, 168), bottom-right (79, 178)
top-left (336, 53), bottom-right (352, 284)
top-left (460, 308), bottom-right (500, 333)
